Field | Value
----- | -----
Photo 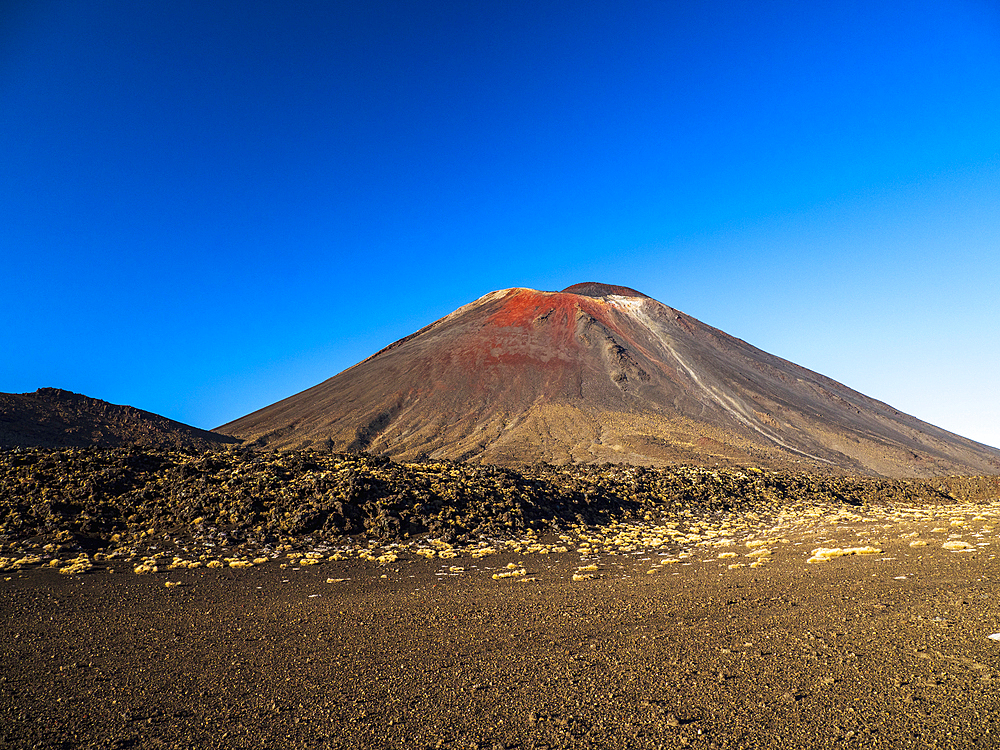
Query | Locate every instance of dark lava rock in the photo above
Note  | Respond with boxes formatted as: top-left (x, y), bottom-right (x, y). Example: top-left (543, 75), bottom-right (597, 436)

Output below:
top-left (1, 446), bottom-right (997, 550)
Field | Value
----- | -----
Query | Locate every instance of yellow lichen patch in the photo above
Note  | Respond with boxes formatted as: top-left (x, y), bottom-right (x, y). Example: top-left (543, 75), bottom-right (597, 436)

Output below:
top-left (470, 547), bottom-right (497, 559)
top-left (807, 546), bottom-right (881, 563)
top-left (572, 572), bottom-right (596, 581)
top-left (749, 560), bottom-right (768, 568)
top-left (301, 557), bottom-right (322, 565)
top-left (746, 549), bottom-right (771, 558)
top-left (448, 566), bottom-right (465, 573)
top-left (576, 563), bottom-right (599, 572)
top-left (909, 540), bottom-right (929, 547)
top-left (727, 563), bottom-right (745, 570)
top-left (415, 548), bottom-right (436, 559)
top-left (58, 555), bottom-right (92, 575)
top-left (718, 552), bottom-right (738, 559)
top-left (493, 568), bottom-right (526, 580)
top-left (8, 555), bottom-right (42, 570)
top-left (164, 581), bottom-right (180, 588)
top-left (133, 560), bottom-right (158, 574)
top-left (438, 550), bottom-right (459, 559)
top-left (943, 540), bottom-right (974, 551)
top-left (228, 560), bottom-right (254, 569)
top-left (252, 557), bottom-right (269, 565)
top-left (206, 560), bottom-right (224, 569)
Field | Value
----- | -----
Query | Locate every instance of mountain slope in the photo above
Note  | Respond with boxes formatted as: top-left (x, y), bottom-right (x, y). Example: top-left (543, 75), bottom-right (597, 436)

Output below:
top-left (217, 284), bottom-right (1000, 477)
top-left (0, 388), bottom-right (240, 451)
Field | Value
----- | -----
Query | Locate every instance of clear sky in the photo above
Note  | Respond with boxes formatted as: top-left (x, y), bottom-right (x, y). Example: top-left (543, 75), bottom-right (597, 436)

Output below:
top-left (3, 0), bottom-right (999, 449)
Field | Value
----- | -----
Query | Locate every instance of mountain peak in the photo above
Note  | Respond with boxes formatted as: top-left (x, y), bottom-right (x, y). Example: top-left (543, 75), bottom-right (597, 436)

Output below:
top-left (560, 282), bottom-right (648, 299)
top-left (218, 285), bottom-right (1000, 477)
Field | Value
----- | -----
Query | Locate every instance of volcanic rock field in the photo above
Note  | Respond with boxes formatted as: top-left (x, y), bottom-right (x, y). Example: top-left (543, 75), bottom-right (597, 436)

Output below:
top-left (3, 446), bottom-right (999, 563)
top-left (3, 446), bottom-right (1000, 749)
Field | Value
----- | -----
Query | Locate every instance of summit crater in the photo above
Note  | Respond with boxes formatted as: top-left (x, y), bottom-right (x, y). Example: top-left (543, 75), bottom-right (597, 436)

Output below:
top-left (559, 282), bottom-right (648, 298)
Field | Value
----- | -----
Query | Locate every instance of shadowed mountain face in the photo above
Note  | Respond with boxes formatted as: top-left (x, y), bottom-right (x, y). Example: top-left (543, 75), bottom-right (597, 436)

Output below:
top-left (0, 388), bottom-right (240, 451)
top-left (217, 285), bottom-right (1000, 477)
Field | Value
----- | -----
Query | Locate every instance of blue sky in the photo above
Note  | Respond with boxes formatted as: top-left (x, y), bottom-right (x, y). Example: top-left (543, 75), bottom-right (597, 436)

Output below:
top-left (3, 0), bottom-right (999, 449)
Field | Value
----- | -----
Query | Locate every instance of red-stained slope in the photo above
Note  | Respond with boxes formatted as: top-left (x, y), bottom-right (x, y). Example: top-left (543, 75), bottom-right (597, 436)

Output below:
top-left (217, 285), bottom-right (1000, 477)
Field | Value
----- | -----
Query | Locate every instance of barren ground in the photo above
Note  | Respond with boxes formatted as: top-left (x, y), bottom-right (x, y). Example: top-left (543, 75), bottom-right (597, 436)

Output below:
top-left (3, 503), bottom-right (1000, 750)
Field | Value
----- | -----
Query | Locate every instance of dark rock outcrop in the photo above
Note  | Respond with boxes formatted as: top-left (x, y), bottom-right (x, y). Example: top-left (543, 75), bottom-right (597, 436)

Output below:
top-left (3, 447), bottom-right (997, 547)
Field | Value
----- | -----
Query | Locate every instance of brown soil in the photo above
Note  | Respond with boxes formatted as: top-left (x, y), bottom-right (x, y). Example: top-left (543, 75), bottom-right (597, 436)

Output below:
top-left (4, 505), bottom-right (1000, 750)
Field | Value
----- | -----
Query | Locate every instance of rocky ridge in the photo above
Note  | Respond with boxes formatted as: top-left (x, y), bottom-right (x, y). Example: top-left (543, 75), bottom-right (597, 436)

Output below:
top-left (0, 388), bottom-right (239, 451)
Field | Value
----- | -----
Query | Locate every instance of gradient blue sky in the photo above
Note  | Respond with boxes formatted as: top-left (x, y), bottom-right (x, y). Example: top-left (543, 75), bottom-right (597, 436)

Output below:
top-left (3, 0), bottom-right (999, 449)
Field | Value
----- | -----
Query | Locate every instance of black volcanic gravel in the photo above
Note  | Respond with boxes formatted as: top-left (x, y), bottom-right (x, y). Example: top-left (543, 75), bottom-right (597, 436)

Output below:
top-left (4, 531), bottom-right (1000, 750)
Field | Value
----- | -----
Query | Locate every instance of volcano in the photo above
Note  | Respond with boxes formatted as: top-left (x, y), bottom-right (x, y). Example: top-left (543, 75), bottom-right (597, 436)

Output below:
top-left (217, 283), bottom-right (1000, 477)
